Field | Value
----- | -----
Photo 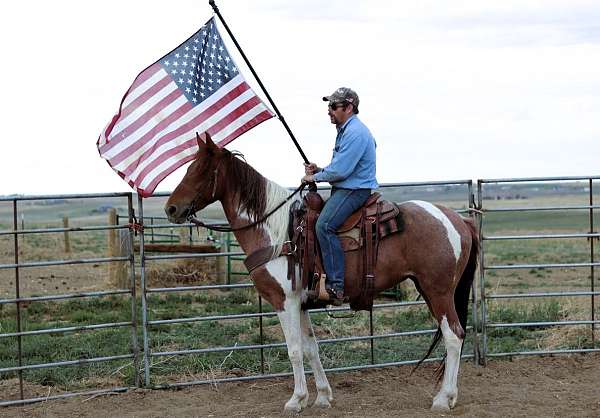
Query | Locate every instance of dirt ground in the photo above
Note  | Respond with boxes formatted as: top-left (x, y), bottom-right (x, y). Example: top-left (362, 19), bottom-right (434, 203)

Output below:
top-left (2, 355), bottom-right (599, 418)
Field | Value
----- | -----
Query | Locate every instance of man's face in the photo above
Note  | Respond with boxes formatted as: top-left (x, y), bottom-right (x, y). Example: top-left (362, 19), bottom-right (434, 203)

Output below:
top-left (327, 102), bottom-right (351, 126)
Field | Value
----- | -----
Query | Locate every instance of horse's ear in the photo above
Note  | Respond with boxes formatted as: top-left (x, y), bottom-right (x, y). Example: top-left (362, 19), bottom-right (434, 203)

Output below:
top-left (196, 132), bottom-right (207, 149)
top-left (196, 131), bottom-right (218, 154)
top-left (204, 131), bottom-right (218, 149)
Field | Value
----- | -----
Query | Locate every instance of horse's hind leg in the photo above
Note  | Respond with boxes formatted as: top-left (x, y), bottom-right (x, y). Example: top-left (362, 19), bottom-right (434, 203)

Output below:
top-left (300, 310), bottom-right (333, 407)
top-left (430, 299), bottom-right (464, 411)
top-left (277, 295), bottom-right (309, 413)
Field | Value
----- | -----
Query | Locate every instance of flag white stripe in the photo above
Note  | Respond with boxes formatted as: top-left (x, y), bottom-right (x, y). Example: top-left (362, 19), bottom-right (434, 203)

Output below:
top-left (122, 68), bottom-right (166, 109)
top-left (126, 87), bottom-right (258, 180)
top-left (98, 121), bottom-right (110, 147)
top-left (135, 101), bottom-right (270, 190)
top-left (112, 80), bottom-right (178, 137)
top-left (104, 94), bottom-right (188, 160)
top-left (104, 74), bottom-right (245, 161)
top-left (138, 146), bottom-right (198, 190)
top-left (211, 103), bottom-right (271, 143)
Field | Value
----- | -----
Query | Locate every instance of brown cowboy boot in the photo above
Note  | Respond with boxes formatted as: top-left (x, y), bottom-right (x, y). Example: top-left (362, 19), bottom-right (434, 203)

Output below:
top-left (316, 275), bottom-right (346, 306)
top-left (325, 288), bottom-right (346, 306)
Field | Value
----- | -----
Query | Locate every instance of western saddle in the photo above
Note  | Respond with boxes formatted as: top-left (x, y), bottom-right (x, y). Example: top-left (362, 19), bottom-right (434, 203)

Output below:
top-left (244, 191), bottom-right (402, 311)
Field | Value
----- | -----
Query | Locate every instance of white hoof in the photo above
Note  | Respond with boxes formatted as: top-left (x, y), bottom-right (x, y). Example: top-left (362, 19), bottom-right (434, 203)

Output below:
top-left (430, 400), bottom-right (450, 412)
top-left (284, 401), bottom-right (302, 414)
top-left (313, 395), bottom-right (332, 408)
top-left (284, 393), bottom-right (308, 413)
top-left (431, 391), bottom-right (457, 411)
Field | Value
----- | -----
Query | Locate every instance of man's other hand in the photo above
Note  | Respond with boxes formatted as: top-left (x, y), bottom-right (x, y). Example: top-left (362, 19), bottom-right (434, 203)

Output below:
top-left (304, 162), bottom-right (320, 175)
top-left (301, 174), bottom-right (316, 183)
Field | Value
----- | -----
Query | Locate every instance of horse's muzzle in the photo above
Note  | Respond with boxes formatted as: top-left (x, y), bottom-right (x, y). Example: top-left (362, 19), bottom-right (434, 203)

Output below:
top-left (165, 204), bottom-right (190, 224)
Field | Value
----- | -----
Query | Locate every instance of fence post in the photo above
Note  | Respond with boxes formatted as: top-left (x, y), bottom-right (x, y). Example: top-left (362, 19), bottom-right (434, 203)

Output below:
top-left (477, 180), bottom-right (487, 366)
top-left (469, 182), bottom-right (480, 366)
top-left (62, 216), bottom-right (71, 253)
top-left (589, 179), bottom-right (596, 338)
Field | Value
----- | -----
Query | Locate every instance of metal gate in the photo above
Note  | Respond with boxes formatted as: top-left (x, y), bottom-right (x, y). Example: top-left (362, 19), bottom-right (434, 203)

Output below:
top-left (475, 176), bottom-right (600, 364)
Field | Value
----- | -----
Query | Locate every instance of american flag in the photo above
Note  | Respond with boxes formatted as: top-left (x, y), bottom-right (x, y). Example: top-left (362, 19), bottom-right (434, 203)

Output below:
top-left (97, 17), bottom-right (274, 196)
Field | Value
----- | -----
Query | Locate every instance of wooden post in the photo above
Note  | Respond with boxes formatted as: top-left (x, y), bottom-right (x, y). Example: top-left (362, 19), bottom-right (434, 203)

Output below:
top-left (108, 209), bottom-right (117, 255)
top-left (63, 216), bottom-right (71, 253)
top-left (113, 229), bottom-right (131, 288)
top-left (178, 227), bottom-right (188, 245)
top-left (108, 209), bottom-right (117, 284)
top-left (216, 231), bottom-right (225, 283)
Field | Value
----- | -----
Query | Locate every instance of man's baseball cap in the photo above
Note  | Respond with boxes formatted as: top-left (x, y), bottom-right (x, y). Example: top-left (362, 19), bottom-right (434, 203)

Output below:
top-left (322, 87), bottom-right (359, 111)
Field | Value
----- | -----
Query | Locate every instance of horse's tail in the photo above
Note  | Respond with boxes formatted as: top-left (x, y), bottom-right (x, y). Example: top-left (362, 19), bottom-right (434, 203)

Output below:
top-left (414, 216), bottom-right (479, 376)
top-left (455, 216), bottom-right (479, 339)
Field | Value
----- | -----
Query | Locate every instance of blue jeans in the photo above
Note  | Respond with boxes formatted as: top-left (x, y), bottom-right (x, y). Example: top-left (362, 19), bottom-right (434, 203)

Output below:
top-left (316, 188), bottom-right (372, 293)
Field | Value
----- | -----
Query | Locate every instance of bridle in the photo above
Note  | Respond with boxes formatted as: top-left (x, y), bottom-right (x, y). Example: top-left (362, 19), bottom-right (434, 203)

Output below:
top-left (185, 165), bottom-right (220, 222)
top-left (183, 158), bottom-right (307, 233)
top-left (187, 183), bottom-right (307, 232)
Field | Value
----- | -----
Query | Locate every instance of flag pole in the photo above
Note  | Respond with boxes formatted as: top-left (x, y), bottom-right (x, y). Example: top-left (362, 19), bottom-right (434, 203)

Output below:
top-left (208, 0), bottom-right (310, 165)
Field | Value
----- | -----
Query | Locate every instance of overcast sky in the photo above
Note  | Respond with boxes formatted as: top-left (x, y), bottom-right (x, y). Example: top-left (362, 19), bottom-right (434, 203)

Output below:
top-left (1, 0), bottom-right (599, 195)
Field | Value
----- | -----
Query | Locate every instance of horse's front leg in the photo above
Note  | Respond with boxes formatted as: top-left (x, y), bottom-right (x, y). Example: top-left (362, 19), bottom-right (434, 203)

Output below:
top-left (277, 294), bottom-right (309, 413)
top-left (300, 310), bottom-right (333, 407)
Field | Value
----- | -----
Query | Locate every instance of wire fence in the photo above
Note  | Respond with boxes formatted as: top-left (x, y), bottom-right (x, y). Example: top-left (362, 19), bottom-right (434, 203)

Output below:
top-left (1, 176), bottom-right (598, 406)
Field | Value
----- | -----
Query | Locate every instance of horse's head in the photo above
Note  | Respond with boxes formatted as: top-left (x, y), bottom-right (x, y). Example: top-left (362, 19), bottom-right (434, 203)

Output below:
top-left (165, 132), bottom-right (226, 224)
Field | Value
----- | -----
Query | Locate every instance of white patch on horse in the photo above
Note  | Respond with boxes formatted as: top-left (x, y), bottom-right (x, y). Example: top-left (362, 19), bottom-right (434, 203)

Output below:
top-left (432, 315), bottom-right (463, 411)
top-left (265, 257), bottom-right (292, 293)
top-left (264, 180), bottom-right (300, 246)
top-left (266, 257), bottom-right (313, 411)
top-left (266, 258), bottom-right (308, 305)
top-left (409, 200), bottom-right (461, 261)
top-left (238, 180), bottom-right (301, 255)
top-left (277, 294), bottom-right (308, 411)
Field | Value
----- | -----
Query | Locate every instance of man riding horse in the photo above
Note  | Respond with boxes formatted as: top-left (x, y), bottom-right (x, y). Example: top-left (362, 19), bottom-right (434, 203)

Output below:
top-left (301, 87), bottom-right (378, 305)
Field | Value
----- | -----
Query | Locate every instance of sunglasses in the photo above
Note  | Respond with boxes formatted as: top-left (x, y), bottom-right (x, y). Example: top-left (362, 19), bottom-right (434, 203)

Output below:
top-left (328, 102), bottom-right (347, 111)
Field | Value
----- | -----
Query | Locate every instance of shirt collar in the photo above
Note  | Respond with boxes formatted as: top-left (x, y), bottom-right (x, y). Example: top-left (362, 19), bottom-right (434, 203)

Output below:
top-left (337, 114), bottom-right (356, 133)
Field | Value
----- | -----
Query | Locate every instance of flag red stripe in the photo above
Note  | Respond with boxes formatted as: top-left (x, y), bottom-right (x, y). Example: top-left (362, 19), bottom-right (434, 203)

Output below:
top-left (125, 63), bottom-right (163, 102)
top-left (133, 137), bottom-right (198, 187)
top-left (102, 63), bottom-right (163, 140)
top-left (216, 109), bottom-right (274, 147)
top-left (106, 87), bottom-right (185, 155)
top-left (139, 153), bottom-right (198, 197)
top-left (129, 94), bottom-right (265, 185)
top-left (140, 107), bottom-right (273, 195)
top-left (119, 82), bottom-right (251, 179)
top-left (207, 95), bottom-right (263, 136)
top-left (107, 99), bottom-right (193, 168)
top-left (120, 73), bottom-right (173, 120)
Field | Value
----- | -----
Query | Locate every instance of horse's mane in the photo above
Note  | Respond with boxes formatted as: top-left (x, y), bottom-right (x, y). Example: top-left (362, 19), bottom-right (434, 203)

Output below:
top-left (222, 150), bottom-right (267, 222)
top-left (221, 149), bottom-right (298, 245)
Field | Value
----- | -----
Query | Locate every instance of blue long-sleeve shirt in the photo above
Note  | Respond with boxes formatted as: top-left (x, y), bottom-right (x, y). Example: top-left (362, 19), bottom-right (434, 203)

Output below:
top-left (314, 115), bottom-right (378, 189)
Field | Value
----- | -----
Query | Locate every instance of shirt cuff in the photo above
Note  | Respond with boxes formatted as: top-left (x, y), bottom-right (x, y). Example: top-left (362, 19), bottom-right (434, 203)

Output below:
top-left (313, 172), bottom-right (325, 182)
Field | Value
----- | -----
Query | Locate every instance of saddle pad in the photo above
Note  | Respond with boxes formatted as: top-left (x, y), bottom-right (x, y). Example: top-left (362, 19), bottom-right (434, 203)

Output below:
top-left (338, 198), bottom-right (399, 233)
top-left (339, 209), bottom-right (404, 252)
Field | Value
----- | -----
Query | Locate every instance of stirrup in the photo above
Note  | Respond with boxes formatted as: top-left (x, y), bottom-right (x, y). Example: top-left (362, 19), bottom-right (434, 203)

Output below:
top-left (315, 274), bottom-right (345, 306)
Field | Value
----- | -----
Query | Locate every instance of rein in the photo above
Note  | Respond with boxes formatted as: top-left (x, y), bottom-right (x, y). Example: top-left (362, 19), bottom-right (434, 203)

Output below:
top-left (187, 183), bottom-right (307, 233)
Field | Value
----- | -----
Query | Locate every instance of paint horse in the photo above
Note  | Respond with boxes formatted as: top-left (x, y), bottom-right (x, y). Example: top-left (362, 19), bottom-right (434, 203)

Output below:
top-left (165, 132), bottom-right (479, 412)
